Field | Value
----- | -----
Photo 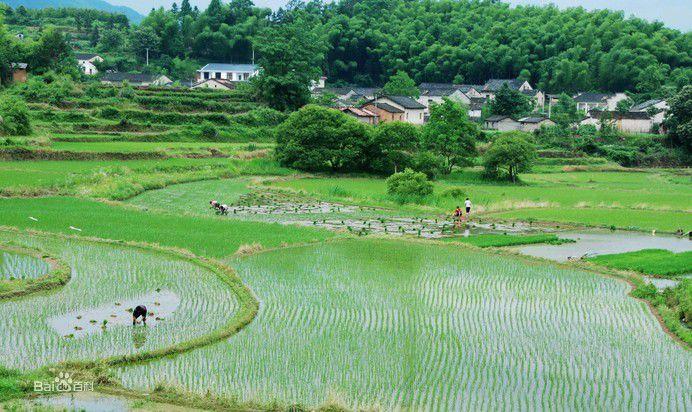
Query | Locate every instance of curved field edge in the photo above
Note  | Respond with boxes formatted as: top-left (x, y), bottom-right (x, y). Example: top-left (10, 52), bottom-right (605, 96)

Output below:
top-left (0, 242), bottom-right (71, 300)
top-left (0, 227), bottom-right (260, 401)
top-left (488, 243), bottom-right (692, 349)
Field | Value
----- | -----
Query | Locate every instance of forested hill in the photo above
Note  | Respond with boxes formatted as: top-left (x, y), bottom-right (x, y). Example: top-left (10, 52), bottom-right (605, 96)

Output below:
top-left (1, 0), bottom-right (143, 22)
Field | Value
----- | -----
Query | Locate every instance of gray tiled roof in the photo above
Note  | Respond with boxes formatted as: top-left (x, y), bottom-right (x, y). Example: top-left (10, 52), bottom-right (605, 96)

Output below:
top-left (483, 78), bottom-right (526, 91)
top-left (382, 95), bottom-right (426, 109)
top-left (366, 102), bottom-right (404, 113)
top-left (630, 99), bottom-right (665, 112)
top-left (573, 92), bottom-right (614, 103)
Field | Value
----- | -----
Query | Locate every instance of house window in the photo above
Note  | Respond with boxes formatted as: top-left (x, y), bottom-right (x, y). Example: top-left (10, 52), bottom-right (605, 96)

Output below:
top-left (204, 72), bottom-right (210, 80)
top-left (215, 72), bottom-right (221, 79)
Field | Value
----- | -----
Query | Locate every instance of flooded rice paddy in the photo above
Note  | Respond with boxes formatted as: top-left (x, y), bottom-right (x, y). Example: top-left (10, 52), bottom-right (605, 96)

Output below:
top-left (118, 239), bottom-right (691, 410)
top-left (0, 249), bottom-right (50, 280)
top-left (0, 232), bottom-right (238, 369)
top-left (516, 231), bottom-right (692, 262)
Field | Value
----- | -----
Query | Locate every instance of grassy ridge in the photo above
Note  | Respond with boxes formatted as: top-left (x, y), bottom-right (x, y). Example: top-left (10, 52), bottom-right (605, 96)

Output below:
top-left (0, 197), bottom-right (334, 259)
top-left (0, 243), bottom-right (71, 300)
top-left (589, 249), bottom-right (692, 276)
top-left (439, 233), bottom-right (568, 248)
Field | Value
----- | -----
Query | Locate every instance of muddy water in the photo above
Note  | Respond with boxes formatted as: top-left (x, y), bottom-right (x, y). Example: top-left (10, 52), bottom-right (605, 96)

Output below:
top-left (47, 290), bottom-right (179, 338)
top-left (516, 231), bottom-right (692, 262)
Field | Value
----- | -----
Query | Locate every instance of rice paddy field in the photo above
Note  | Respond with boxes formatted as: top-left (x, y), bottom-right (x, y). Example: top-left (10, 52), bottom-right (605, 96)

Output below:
top-left (0, 231), bottom-right (239, 370)
top-left (117, 239), bottom-right (691, 410)
top-left (1, 83), bottom-right (690, 411)
top-left (0, 249), bottom-right (50, 280)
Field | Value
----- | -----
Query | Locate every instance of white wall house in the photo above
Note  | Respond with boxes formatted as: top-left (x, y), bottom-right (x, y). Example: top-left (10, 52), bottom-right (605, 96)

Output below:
top-left (484, 115), bottom-right (522, 131)
top-left (76, 53), bottom-right (103, 75)
top-left (518, 116), bottom-right (555, 132)
top-left (630, 99), bottom-right (669, 125)
top-left (481, 78), bottom-right (533, 99)
top-left (573, 92), bottom-right (628, 112)
top-left (196, 63), bottom-right (258, 82)
top-left (581, 111), bottom-right (654, 134)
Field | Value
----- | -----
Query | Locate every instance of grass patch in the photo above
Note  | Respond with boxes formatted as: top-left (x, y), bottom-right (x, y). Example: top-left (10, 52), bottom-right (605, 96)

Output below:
top-left (0, 243), bottom-right (70, 300)
top-left (438, 233), bottom-right (570, 248)
top-left (588, 249), bottom-right (692, 277)
top-left (0, 197), bottom-right (334, 259)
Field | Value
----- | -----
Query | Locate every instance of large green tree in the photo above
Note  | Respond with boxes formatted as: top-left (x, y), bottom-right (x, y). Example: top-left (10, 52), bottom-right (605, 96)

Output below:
top-left (664, 85), bottom-right (692, 153)
top-left (422, 98), bottom-right (480, 174)
top-left (550, 93), bottom-right (580, 128)
top-left (275, 105), bottom-right (370, 172)
top-left (489, 84), bottom-right (532, 117)
top-left (252, 16), bottom-right (327, 111)
top-left (370, 121), bottom-right (420, 174)
top-left (483, 132), bottom-right (536, 182)
top-left (382, 71), bottom-right (419, 98)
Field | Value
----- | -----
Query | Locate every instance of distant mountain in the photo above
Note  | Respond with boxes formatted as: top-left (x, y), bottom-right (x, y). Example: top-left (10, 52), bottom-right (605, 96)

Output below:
top-left (1, 0), bottom-right (144, 23)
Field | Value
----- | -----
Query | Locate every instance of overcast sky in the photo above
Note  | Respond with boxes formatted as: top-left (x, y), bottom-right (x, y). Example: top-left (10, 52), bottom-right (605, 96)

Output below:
top-left (111, 0), bottom-right (690, 31)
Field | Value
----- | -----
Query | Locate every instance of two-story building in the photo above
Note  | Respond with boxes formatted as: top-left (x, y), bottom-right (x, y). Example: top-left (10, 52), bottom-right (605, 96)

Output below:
top-left (196, 63), bottom-right (258, 82)
top-left (573, 92), bottom-right (628, 113)
top-left (76, 53), bottom-right (103, 75)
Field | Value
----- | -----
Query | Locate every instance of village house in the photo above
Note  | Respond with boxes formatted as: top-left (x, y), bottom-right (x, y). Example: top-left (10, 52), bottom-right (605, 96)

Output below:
top-left (100, 72), bottom-right (172, 87)
top-left (10, 62), bottom-right (28, 83)
top-left (191, 78), bottom-right (236, 91)
top-left (417, 83), bottom-right (488, 119)
top-left (521, 89), bottom-right (545, 110)
top-left (196, 63), bottom-right (258, 82)
top-left (484, 115), bottom-right (521, 131)
top-left (75, 53), bottom-right (103, 75)
top-left (468, 98), bottom-right (486, 120)
top-left (481, 78), bottom-right (533, 99)
top-left (338, 107), bottom-right (378, 125)
top-left (518, 116), bottom-right (555, 132)
top-left (573, 92), bottom-right (628, 112)
top-left (629, 99), bottom-right (669, 125)
top-left (362, 101), bottom-right (404, 123)
top-left (363, 95), bottom-right (426, 124)
top-left (581, 110), bottom-right (653, 134)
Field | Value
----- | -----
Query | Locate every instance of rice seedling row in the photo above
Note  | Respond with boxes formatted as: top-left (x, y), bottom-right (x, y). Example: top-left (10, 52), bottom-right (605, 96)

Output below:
top-left (0, 232), bottom-right (239, 370)
top-left (117, 239), bottom-right (691, 410)
top-left (0, 249), bottom-right (50, 280)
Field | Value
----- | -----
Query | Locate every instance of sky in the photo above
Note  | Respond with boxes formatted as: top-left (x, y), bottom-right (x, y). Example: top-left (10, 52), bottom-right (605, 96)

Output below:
top-left (109, 0), bottom-right (691, 31)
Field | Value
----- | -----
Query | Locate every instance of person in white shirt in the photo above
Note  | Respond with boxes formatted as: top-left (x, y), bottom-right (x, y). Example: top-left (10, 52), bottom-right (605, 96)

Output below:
top-left (464, 198), bottom-right (472, 215)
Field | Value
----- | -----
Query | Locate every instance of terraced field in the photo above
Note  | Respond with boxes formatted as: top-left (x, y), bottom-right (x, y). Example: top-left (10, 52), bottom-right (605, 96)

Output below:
top-left (0, 231), bottom-right (239, 370)
top-left (118, 239), bottom-right (692, 410)
top-left (0, 249), bottom-right (50, 280)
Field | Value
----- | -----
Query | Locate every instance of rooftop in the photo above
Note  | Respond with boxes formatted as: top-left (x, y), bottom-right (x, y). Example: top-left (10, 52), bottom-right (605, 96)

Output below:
top-left (588, 110), bottom-right (652, 120)
top-left (365, 102), bottom-right (404, 113)
top-left (101, 72), bottom-right (163, 83)
top-left (198, 63), bottom-right (258, 72)
top-left (483, 78), bottom-right (527, 91)
top-left (485, 115), bottom-right (513, 122)
top-left (630, 99), bottom-right (666, 112)
top-left (519, 116), bottom-right (552, 124)
top-left (380, 95), bottom-right (426, 109)
top-left (573, 92), bottom-right (615, 103)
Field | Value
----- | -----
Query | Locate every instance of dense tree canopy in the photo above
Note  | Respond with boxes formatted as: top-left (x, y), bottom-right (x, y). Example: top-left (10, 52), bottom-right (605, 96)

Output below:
top-left (1, 0), bottom-right (690, 98)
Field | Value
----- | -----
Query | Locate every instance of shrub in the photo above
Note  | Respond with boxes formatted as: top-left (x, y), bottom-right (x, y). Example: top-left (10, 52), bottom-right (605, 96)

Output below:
top-left (99, 106), bottom-right (120, 119)
top-left (440, 187), bottom-right (466, 199)
top-left (0, 97), bottom-right (32, 136)
top-left (200, 122), bottom-right (219, 140)
top-left (386, 168), bottom-right (433, 203)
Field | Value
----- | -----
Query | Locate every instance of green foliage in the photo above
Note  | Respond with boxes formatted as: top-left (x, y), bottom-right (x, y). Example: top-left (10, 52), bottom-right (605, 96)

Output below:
top-left (369, 121), bottom-right (419, 174)
top-left (200, 122), bottom-right (219, 140)
top-left (422, 98), bottom-right (479, 173)
top-left (0, 97), bottom-right (31, 136)
top-left (588, 249), bottom-right (692, 277)
top-left (489, 84), bottom-right (532, 117)
top-left (276, 105), bottom-right (370, 172)
top-left (550, 93), bottom-right (579, 128)
top-left (385, 168), bottom-right (433, 203)
top-left (28, 27), bottom-right (76, 75)
top-left (483, 132), bottom-right (536, 182)
top-left (252, 17), bottom-right (327, 111)
top-left (382, 71), bottom-right (419, 98)
top-left (664, 85), bottom-right (691, 153)
top-left (412, 151), bottom-right (446, 180)
top-left (15, 72), bottom-right (77, 105)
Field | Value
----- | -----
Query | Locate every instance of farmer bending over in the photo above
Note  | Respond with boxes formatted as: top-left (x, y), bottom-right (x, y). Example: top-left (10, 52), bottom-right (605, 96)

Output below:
top-left (132, 305), bottom-right (147, 325)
